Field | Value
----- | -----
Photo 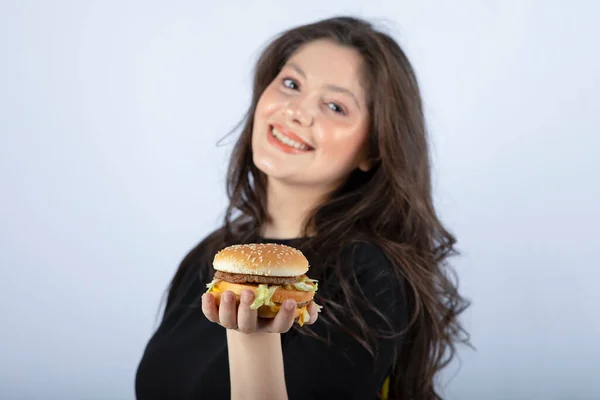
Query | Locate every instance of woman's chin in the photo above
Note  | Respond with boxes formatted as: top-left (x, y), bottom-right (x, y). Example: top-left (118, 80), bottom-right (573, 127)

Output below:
top-left (253, 163), bottom-right (301, 186)
top-left (253, 155), bottom-right (291, 178)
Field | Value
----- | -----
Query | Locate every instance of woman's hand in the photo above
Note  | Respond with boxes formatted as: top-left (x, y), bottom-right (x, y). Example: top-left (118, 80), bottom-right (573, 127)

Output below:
top-left (202, 290), bottom-right (319, 334)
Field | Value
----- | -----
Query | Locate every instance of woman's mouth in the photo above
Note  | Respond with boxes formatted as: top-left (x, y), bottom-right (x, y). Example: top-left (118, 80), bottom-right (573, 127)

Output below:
top-left (268, 124), bottom-right (314, 153)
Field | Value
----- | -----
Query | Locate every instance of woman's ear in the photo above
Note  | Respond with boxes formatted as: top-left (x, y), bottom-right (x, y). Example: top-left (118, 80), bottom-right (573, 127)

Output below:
top-left (358, 137), bottom-right (378, 172)
top-left (357, 155), bottom-right (378, 172)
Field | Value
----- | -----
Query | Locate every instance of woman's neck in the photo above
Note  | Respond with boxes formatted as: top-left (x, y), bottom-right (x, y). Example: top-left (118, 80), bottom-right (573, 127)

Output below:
top-left (261, 179), bottom-right (326, 239)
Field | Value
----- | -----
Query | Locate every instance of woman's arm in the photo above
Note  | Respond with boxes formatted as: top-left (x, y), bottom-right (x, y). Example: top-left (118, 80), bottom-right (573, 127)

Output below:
top-left (202, 290), bottom-right (319, 400)
top-left (227, 330), bottom-right (287, 400)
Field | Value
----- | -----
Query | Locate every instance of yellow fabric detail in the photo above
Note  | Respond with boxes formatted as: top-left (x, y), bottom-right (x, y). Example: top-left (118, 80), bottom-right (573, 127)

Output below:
top-left (380, 375), bottom-right (390, 399)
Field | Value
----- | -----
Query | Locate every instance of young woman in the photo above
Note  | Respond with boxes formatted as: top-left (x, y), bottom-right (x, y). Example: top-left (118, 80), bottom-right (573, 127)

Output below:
top-left (135, 16), bottom-right (470, 400)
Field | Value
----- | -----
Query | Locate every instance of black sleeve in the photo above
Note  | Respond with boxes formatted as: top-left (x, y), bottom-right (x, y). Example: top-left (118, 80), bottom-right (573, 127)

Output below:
top-left (282, 243), bottom-right (407, 400)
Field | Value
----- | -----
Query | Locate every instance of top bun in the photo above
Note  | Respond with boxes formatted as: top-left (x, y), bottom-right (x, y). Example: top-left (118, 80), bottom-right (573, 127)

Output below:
top-left (213, 243), bottom-right (309, 277)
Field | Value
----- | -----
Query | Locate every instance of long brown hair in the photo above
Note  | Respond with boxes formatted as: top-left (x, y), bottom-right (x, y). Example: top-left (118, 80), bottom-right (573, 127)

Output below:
top-left (168, 16), bottom-right (470, 400)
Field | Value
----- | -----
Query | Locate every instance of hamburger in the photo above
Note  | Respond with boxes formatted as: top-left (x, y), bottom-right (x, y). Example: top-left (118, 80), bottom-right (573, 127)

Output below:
top-left (205, 243), bottom-right (319, 326)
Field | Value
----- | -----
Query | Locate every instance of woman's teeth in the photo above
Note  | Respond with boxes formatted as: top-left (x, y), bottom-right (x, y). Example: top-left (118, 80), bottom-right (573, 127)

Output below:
top-left (271, 127), bottom-right (309, 150)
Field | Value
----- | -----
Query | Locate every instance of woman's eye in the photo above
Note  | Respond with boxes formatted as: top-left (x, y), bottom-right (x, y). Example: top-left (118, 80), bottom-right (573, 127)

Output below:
top-left (327, 102), bottom-right (345, 115)
top-left (282, 78), bottom-right (298, 90)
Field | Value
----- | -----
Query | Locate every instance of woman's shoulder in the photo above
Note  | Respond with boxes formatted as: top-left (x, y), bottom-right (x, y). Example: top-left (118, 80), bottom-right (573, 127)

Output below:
top-left (166, 228), bottom-right (227, 303)
top-left (179, 227), bottom-right (229, 266)
top-left (341, 240), bottom-right (389, 262)
top-left (312, 239), bottom-right (405, 306)
top-left (339, 240), bottom-right (397, 279)
top-left (307, 239), bottom-right (408, 348)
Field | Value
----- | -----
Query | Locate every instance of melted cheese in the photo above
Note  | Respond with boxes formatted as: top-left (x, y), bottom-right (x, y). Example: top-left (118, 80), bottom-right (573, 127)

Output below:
top-left (269, 305), bottom-right (281, 313)
top-left (297, 307), bottom-right (310, 327)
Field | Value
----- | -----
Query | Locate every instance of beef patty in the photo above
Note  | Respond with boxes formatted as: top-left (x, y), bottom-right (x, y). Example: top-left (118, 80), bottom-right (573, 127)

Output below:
top-left (214, 270), bottom-right (299, 285)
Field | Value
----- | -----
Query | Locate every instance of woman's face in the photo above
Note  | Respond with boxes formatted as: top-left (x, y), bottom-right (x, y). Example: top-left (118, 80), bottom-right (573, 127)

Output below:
top-left (251, 39), bottom-right (372, 192)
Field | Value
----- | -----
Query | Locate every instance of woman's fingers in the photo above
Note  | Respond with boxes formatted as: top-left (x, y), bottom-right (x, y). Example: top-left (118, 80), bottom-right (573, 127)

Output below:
top-left (203, 291), bottom-right (315, 333)
top-left (201, 293), bottom-right (219, 323)
top-left (218, 290), bottom-right (238, 329)
top-left (270, 299), bottom-right (297, 333)
top-left (236, 290), bottom-right (258, 333)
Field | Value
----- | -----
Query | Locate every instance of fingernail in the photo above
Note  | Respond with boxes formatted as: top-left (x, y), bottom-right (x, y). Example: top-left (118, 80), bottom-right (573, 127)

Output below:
top-left (242, 291), bottom-right (253, 304)
top-left (223, 293), bottom-right (232, 303)
top-left (285, 300), bottom-right (295, 311)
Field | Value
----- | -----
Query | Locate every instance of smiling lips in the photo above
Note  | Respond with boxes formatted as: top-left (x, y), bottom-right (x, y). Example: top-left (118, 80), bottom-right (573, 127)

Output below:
top-left (268, 123), bottom-right (313, 154)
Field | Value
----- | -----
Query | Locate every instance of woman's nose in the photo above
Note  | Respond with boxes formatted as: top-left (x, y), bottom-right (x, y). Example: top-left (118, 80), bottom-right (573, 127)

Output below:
top-left (284, 99), bottom-right (314, 127)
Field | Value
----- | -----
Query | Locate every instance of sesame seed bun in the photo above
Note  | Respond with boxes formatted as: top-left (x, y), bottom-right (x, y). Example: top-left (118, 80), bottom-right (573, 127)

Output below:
top-left (212, 243), bottom-right (309, 277)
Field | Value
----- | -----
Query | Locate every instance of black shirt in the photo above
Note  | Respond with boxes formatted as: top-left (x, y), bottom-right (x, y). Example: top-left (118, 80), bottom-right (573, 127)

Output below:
top-left (135, 238), bottom-right (407, 399)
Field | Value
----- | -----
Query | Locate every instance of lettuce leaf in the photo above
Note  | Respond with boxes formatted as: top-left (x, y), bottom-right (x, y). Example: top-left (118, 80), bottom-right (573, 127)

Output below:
top-left (292, 281), bottom-right (317, 292)
top-left (293, 276), bottom-right (318, 292)
top-left (249, 284), bottom-right (277, 310)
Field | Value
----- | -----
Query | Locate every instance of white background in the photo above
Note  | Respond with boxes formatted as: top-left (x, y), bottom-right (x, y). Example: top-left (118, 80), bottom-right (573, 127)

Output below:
top-left (1, 1), bottom-right (598, 399)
